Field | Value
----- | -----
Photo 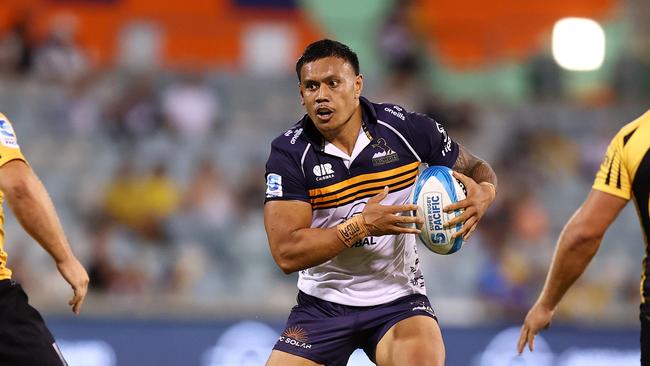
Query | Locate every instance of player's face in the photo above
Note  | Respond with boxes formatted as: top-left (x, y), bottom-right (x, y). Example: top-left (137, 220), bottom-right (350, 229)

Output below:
top-left (299, 57), bottom-right (363, 134)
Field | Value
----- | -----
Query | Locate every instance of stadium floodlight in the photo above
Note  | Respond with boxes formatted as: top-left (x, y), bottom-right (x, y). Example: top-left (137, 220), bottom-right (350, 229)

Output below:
top-left (552, 17), bottom-right (606, 71)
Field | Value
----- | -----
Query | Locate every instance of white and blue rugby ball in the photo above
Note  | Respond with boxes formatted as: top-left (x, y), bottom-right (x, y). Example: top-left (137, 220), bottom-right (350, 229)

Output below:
top-left (411, 166), bottom-right (466, 255)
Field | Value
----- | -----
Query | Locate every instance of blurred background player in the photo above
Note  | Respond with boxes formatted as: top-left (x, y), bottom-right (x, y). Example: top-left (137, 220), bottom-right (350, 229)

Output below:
top-left (264, 39), bottom-right (497, 366)
top-left (517, 111), bottom-right (650, 364)
top-left (0, 112), bottom-right (88, 365)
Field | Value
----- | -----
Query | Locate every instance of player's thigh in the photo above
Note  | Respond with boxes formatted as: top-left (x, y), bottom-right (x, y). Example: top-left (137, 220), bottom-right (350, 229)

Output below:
top-left (266, 350), bottom-right (324, 366)
top-left (375, 315), bottom-right (445, 366)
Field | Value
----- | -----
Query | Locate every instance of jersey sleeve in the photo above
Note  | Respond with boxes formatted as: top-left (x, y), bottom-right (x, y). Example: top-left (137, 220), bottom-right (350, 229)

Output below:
top-left (593, 132), bottom-right (631, 200)
top-left (404, 111), bottom-right (459, 167)
top-left (264, 141), bottom-right (309, 203)
top-left (0, 113), bottom-right (26, 167)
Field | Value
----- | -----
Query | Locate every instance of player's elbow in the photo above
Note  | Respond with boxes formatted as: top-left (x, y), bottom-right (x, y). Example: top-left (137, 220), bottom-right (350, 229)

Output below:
top-left (279, 263), bottom-right (297, 275)
top-left (3, 174), bottom-right (35, 202)
top-left (563, 219), bottom-right (604, 252)
top-left (270, 245), bottom-right (300, 274)
top-left (274, 256), bottom-right (299, 274)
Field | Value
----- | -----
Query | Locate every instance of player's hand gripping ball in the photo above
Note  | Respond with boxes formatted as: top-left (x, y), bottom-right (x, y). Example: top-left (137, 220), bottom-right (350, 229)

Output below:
top-left (410, 166), bottom-right (467, 254)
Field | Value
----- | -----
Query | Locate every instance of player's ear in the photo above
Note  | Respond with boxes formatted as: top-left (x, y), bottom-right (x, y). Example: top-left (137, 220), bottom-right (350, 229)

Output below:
top-left (354, 74), bottom-right (363, 99)
top-left (299, 84), bottom-right (305, 106)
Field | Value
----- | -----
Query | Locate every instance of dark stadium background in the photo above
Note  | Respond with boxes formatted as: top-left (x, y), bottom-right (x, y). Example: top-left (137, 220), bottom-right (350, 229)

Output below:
top-left (0, 0), bottom-right (647, 365)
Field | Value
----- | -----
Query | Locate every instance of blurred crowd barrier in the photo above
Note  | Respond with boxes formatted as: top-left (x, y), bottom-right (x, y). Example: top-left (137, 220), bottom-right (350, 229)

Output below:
top-left (47, 319), bottom-right (640, 366)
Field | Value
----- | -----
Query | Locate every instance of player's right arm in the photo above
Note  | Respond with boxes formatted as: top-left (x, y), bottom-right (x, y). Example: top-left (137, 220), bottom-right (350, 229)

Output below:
top-left (518, 126), bottom-right (632, 354)
top-left (517, 190), bottom-right (627, 353)
top-left (264, 187), bottom-right (422, 274)
top-left (0, 158), bottom-right (89, 314)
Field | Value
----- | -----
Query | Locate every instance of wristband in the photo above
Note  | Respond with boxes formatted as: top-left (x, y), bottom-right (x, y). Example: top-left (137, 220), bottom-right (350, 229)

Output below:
top-left (336, 214), bottom-right (370, 248)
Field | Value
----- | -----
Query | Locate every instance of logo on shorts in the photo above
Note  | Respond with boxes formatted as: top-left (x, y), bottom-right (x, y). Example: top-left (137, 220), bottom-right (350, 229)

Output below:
top-left (371, 138), bottom-right (399, 166)
top-left (279, 326), bottom-right (312, 349)
top-left (410, 301), bottom-right (436, 317)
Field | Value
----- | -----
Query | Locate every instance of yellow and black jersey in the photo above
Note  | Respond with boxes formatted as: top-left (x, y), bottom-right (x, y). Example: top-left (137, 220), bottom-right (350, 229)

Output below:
top-left (0, 113), bottom-right (27, 281)
top-left (593, 110), bottom-right (650, 302)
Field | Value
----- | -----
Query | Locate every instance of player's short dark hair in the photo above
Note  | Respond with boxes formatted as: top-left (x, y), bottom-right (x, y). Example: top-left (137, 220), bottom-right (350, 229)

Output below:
top-left (295, 39), bottom-right (360, 81)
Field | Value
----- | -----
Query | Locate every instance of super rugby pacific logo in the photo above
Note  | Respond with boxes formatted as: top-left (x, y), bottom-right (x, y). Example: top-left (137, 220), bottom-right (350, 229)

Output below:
top-left (0, 119), bottom-right (18, 148)
top-left (425, 192), bottom-right (446, 245)
top-left (265, 174), bottom-right (282, 198)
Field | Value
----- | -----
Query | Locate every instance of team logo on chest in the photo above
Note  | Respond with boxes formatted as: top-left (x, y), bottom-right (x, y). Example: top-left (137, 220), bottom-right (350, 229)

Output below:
top-left (371, 138), bottom-right (399, 166)
top-left (313, 163), bottom-right (335, 181)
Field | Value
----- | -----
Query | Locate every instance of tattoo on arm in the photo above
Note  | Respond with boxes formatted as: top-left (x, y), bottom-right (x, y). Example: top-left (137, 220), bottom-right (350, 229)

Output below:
top-left (453, 145), bottom-right (498, 189)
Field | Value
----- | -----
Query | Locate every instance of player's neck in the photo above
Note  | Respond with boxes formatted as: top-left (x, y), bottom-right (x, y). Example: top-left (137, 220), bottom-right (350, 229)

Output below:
top-left (323, 106), bottom-right (363, 156)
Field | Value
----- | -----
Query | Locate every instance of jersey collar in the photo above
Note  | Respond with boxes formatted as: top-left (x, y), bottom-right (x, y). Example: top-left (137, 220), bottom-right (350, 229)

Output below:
top-left (322, 126), bottom-right (371, 166)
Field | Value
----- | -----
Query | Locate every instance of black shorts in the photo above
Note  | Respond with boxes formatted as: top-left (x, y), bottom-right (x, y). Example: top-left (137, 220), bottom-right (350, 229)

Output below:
top-left (642, 304), bottom-right (650, 366)
top-left (0, 280), bottom-right (67, 366)
top-left (273, 291), bottom-right (437, 366)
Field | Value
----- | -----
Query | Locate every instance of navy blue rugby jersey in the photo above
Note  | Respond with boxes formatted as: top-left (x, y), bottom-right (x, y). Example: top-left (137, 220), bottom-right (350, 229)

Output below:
top-left (264, 97), bottom-right (459, 306)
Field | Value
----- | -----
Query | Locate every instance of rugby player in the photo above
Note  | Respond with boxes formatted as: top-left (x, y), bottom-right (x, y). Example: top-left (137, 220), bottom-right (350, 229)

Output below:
top-left (0, 113), bottom-right (89, 365)
top-left (518, 111), bottom-right (650, 365)
top-left (264, 39), bottom-right (497, 366)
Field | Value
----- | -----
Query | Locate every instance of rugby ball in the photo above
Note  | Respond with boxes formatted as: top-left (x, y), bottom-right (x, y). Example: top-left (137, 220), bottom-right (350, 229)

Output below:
top-left (411, 166), bottom-right (466, 255)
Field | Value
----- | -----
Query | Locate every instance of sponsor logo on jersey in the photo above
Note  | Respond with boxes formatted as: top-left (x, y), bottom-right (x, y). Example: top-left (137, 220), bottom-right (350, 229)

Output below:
top-left (384, 106), bottom-right (405, 121)
top-left (313, 163), bottom-right (335, 181)
top-left (371, 138), bottom-right (399, 166)
top-left (279, 326), bottom-right (312, 349)
top-left (409, 275), bottom-right (425, 288)
top-left (435, 122), bottom-right (453, 157)
top-left (352, 236), bottom-right (378, 247)
top-left (265, 174), bottom-right (282, 198)
top-left (284, 128), bottom-right (303, 145)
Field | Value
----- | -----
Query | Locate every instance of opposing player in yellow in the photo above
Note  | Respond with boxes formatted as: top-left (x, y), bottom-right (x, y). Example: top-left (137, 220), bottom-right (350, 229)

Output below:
top-left (0, 113), bottom-right (89, 365)
top-left (518, 111), bottom-right (650, 365)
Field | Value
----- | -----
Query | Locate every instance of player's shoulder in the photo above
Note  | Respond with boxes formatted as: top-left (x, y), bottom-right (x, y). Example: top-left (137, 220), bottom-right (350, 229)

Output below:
top-left (365, 98), bottom-right (409, 124)
top-left (270, 118), bottom-right (310, 155)
top-left (0, 112), bottom-right (17, 132)
top-left (365, 98), bottom-right (433, 128)
top-left (0, 112), bottom-right (20, 149)
top-left (612, 110), bottom-right (650, 147)
top-left (0, 112), bottom-right (12, 124)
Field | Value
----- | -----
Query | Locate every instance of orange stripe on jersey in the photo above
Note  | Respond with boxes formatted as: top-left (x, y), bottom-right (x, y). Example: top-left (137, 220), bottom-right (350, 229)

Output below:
top-left (308, 161), bottom-right (420, 198)
top-left (312, 175), bottom-right (417, 210)
top-left (309, 168), bottom-right (419, 204)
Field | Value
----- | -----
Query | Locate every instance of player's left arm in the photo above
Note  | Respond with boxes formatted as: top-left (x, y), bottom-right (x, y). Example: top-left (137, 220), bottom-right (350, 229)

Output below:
top-left (0, 160), bottom-right (89, 314)
top-left (517, 189), bottom-right (627, 354)
top-left (444, 144), bottom-right (498, 240)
